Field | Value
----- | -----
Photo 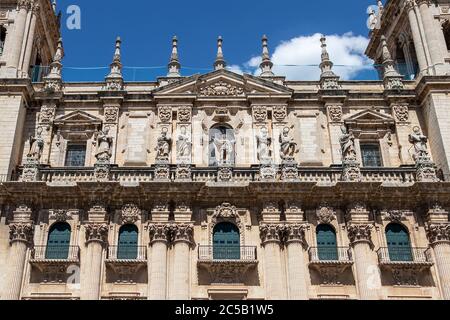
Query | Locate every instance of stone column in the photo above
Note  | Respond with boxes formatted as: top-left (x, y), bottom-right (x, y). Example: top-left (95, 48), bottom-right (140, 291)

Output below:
top-left (170, 224), bottom-right (194, 300)
top-left (405, 0), bottom-right (429, 74)
top-left (1, 205), bottom-right (33, 300)
top-left (21, 2), bottom-right (39, 77)
top-left (6, 0), bottom-right (29, 77)
top-left (81, 206), bottom-right (108, 300)
top-left (347, 224), bottom-right (380, 300)
top-left (417, 0), bottom-right (449, 75)
top-left (148, 224), bottom-right (170, 300)
top-left (260, 224), bottom-right (285, 300)
top-left (284, 224), bottom-right (308, 300)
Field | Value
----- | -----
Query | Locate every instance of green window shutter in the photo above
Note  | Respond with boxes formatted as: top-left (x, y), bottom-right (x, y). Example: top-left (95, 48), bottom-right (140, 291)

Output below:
top-left (316, 224), bottom-right (338, 261)
top-left (386, 223), bottom-right (412, 262)
top-left (46, 223), bottom-right (71, 259)
top-left (117, 224), bottom-right (138, 259)
top-left (213, 222), bottom-right (240, 260)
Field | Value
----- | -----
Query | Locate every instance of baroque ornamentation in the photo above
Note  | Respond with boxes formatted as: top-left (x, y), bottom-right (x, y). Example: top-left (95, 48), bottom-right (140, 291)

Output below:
top-left (148, 224), bottom-right (171, 243)
top-left (175, 164), bottom-right (192, 181)
top-left (105, 79), bottom-right (124, 91)
top-left (342, 159), bottom-right (361, 182)
top-left (94, 161), bottom-right (111, 182)
top-left (217, 166), bottom-right (233, 182)
top-left (39, 105), bottom-right (57, 124)
top-left (155, 128), bottom-right (172, 162)
top-left (279, 127), bottom-right (298, 161)
top-left (259, 224), bottom-right (283, 244)
top-left (121, 204), bottom-right (141, 224)
top-left (347, 224), bottom-right (373, 245)
top-left (158, 106), bottom-right (172, 123)
top-left (9, 223), bottom-right (34, 244)
top-left (259, 163), bottom-right (277, 181)
top-left (178, 107), bottom-right (192, 122)
top-left (85, 224), bottom-right (108, 244)
top-left (328, 105), bottom-right (343, 122)
top-left (49, 209), bottom-right (73, 222)
top-left (169, 224), bottom-right (194, 245)
top-left (199, 81), bottom-right (245, 97)
top-left (426, 224), bottom-right (450, 244)
top-left (22, 158), bottom-right (40, 182)
top-left (273, 106), bottom-right (287, 122)
top-left (384, 210), bottom-right (404, 222)
top-left (104, 107), bottom-right (119, 123)
top-left (393, 105), bottom-right (409, 122)
top-left (154, 164), bottom-right (170, 181)
top-left (253, 106), bottom-right (268, 122)
top-left (281, 162), bottom-right (299, 181)
top-left (282, 224), bottom-right (307, 245)
top-left (27, 127), bottom-right (44, 161)
top-left (256, 127), bottom-right (272, 163)
top-left (391, 267), bottom-right (420, 286)
top-left (316, 206), bottom-right (336, 224)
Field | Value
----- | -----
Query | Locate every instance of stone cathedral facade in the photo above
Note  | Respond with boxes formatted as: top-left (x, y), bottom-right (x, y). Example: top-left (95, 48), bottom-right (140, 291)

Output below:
top-left (0, 0), bottom-right (450, 300)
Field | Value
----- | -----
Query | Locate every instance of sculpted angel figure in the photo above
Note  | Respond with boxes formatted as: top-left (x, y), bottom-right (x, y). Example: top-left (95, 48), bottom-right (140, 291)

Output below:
top-left (279, 127), bottom-right (297, 160)
top-left (339, 126), bottom-right (357, 160)
top-left (28, 127), bottom-right (44, 161)
top-left (95, 127), bottom-right (113, 162)
top-left (156, 127), bottom-right (172, 160)
top-left (409, 126), bottom-right (429, 160)
top-left (256, 127), bottom-right (272, 162)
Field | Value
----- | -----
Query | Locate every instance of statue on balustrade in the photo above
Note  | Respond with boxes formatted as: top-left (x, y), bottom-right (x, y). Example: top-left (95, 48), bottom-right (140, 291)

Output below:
top-left (212, 132), bottom-right (235, 166)
top-left (279, 127), bottom-right (297, 161)
top-left (156, 127), bottom-right (172, 161)
top-left (27, 127), bottom-right (44, 161)
top-left (176, 126), bottom-right (192, 159)
top-left (409, 126), bottom-right (429, 160)
top-left (339, 126), bottom-right (357, 160)
top-left (256, 127), bottom-right (272, 163)
top-left (95, 127), bottom-right (113, 162)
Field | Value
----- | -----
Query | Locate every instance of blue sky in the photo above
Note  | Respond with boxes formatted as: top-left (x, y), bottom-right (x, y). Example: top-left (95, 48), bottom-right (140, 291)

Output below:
top-left (56, 0), bottom-right (379, 81)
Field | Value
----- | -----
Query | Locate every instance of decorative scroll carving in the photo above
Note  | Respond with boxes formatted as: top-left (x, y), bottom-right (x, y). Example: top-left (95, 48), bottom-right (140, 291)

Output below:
top-left (175, 164), bottom-right (192, 181)
top-left (384, 210), bottom-right (404, 222)
top-left (39, 105), bottom-right (57, 124)
top-left (158, 106), bottom-right (172, 123)
top-left (121, 204), bottom-right (141, 224)
top-left (178, 107), bottom-right (192, 122)
top-left (426, 224), bottom-right (450, 244)
top-left (273, 106), bottom-right (287, 122)
top-left (327, 105), bottom-right (343, 122)
top-left (392, 105), bottom-right (409, 122)
top-left (217, 166), bottom-right (233, 182)
top-left (253, 106), bottom-right (268, 122)
top-left (316, 206), bottom-right (336, 224)
top-left (49, 209), bottom-right (73, 222)
top-left (104, 106), bottom-right (119, 123)
top-left (199, 81), bottom-right (244, 97)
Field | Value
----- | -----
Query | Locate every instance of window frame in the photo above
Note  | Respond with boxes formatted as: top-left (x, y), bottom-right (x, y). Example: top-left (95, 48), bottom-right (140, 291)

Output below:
top-left (64, 142), bottom-right (87, 167)
top-left (360, 142), bottom-right (383, 168)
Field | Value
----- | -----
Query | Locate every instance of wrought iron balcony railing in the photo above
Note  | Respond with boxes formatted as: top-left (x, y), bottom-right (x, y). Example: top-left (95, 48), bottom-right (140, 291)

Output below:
top-left (308, 246), bottom-right (353, 264)
top-left (15, 165), bottom-right (421, 184)
top-left (30, 245), bottom-right (80, 262)
top-left (198, 245), bottom-right (257, 261)
top-left (377, 247), bottom-right (433, 265)
top-left (106, 245), bottom-right (147, 261)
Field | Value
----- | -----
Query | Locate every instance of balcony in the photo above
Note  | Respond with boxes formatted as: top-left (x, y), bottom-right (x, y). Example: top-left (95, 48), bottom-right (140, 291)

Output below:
top-left (377, 247), bottom-right (433, 267)
top-left (197, 246), bottom-right (258, 284)
top-left (104, 245), bottom-right (147, 282)
top-left (308, 247), bottom-right (354, 285)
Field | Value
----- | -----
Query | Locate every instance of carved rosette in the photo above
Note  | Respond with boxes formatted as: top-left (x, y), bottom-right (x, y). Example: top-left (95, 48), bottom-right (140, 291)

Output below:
top-left (85, 224), bottom-right (109, 245)
top-left (148, 224), bottom-right (171, 244)
top-left (121, 204), bottom-right (141, 224)
top-left (273, 106), bottom-right (287, 122)
top-left (426, 224), bottom-right (450, 244)
top-left (178, 107), bottom-right (192, 123)
top-left (104, 106), bottom-right (119, 123)
top-left (327, 105), bottom-right (343, 123)
top-left (392, 105), bottom-right (409, 122)
top-left (158, 106), bottom-right (172, 123)
top-left (253, 106), bottom-right (268, 123)
top-left (169, 224), bottom-right (194, 246)
top-left (9, 223), bottom-right (34, 244)
top-left (316, 206), bottom-right (336, 224)
top-left (259, 224), bottom-right (283, 244)
top-left (347, 224), bottom-right (373, 246)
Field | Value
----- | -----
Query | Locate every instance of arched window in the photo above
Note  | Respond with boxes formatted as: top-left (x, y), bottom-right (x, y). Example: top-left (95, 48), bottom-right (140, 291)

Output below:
top-left (316, 224), bottom-right (338, 261)
top-left (0, 26), bottom-right (6, 56)
top-left (209, 125), bottom-right (235, 166)
top-left (46, 222), bottom-right (71, 259)
top-left (386, 223), bottom-right (412, 262)
top-left (213, 222), bottom-right (240, 260)
top-left (117, 224), bottom-right (138, 259)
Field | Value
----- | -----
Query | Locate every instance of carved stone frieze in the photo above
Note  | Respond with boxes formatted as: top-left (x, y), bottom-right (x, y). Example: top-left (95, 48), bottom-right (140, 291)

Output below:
top-left (199, 81), bottom-right (244, 96)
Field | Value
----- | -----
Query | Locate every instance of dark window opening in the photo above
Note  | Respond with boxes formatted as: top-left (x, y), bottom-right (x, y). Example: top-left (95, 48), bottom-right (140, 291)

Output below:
top-left (386, 223), bottom-right (412, 262)
top-left (65, 143), bottom-right (87, 167)
top-left (0, 26), bottom-right (6, 56)
top-left (46, 222), bottom-right (71, 259)
top-left (316, 224), bottom-right (338, 261)
top-left (360, 143), bottom-right (382, 167)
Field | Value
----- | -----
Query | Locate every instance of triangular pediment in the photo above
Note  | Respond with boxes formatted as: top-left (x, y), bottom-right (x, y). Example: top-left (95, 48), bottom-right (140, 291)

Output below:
top-left (153, 69), bottom-right (292, 97)
top-left (54, 110), bottom-right (102, 125)
top-left (344, 109), bottom-right (395, 127)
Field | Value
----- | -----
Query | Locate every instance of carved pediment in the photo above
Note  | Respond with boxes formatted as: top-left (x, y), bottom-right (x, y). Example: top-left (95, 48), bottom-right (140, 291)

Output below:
top-left (344, 109), bottom-right (395, 127)
top-left (153, 69), bottom-right (292, 98)
top-left (54, 110), bottom-right (103, 126)
top-left (54, 110), bottom-right (102, 140)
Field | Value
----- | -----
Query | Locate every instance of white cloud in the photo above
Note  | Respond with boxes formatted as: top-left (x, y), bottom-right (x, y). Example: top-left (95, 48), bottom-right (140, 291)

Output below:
top-left (242, 32), bottom-right (373, 81)
top-left (226, 65), bottom-right (244, 75)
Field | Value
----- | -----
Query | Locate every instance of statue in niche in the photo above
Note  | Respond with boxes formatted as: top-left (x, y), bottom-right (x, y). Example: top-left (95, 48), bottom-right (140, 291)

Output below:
top-left (176, 125), bottom-right (192, 159)
top-left (339, 126), bottom-right (357, 160)
top-left (212, 131), bottom-right (235, 166)
top-left (95, 127), bottom-right (113, 162)
top-left (279, 127), bottom-right (297, 160)
top-left (256, 127), bottom-right (272, 163)
top-left (409, 126), bottom-right (429, 160)
top-left (156, 127), bottom-right (172, 161)
top-left (27, 127), bottom-right (44, 161)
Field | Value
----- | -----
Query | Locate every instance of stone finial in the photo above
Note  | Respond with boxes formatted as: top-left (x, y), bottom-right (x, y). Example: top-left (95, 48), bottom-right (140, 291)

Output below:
top-left (43, 37), bottom-right (64, 92)
top-left (167, 36), bottom-right (181, 77)
top-left (214, 36), bottom-right (226, 71)
top-left (381, 35), bottom-right (404, 90)
top-left (105, 36), bottom-right (124, 91)
top-left (319, 35), bottom-right (340, 89)
top-left (260, 35), bottom-right (274, 78)
top-left (52, 0), bottom-right (57, 12)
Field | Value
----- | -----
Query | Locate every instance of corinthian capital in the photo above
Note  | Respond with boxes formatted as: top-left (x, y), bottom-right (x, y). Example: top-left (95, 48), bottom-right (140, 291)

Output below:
top-left (31, 2), bottom-right (40, 14)
top-left (347, 224), bottom-right (373, 246)
top-left (148, 223), bottom-right (171, 244)
top-left (283, 224), bottom-right (307, 245)
top-left (259, 223), bottom-right (283, 245)
top-left (18, 0), bottom-right (31, 10)
top-left (9, 223), bottom-right (34, 244)
top-left (85, 224), bottom-right (109, 244)
top-left (169, 224), bottom-right (194, 245)
top-left (404, 0), bottom-right (416, 10)
top-left (426, 224), bottom-right (450, 244)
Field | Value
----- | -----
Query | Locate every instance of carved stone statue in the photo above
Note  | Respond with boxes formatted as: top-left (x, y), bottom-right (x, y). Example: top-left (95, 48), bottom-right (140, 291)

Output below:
top-left (213, 132), bottom-right (235, 165)
top-left (27, 127), bottom-right (44, 161)
top-left (409, 126), bottom-right (429, 160)
top-left (256, 127), bottom-right (272, 162)
top-left (339, 126), bottom-right (357, 160)
top-left (279, 127), bottom-right (297, 160)
top-left (176, 126), bottom-right (192, 159)
top-left (95, 127), bottom-right (113, 162)
top-left (156, 127), bottom-right (172, 161)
